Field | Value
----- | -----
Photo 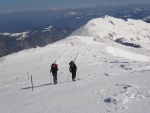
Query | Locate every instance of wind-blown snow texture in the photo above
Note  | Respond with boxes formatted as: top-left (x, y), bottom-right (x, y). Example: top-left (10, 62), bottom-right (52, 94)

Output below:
top-left (0, 16), bottom-right (150, 113)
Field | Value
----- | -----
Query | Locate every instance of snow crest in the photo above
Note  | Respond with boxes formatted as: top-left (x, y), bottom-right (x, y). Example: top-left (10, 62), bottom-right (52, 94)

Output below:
top-left (71, 16), bottom-right (150, 45)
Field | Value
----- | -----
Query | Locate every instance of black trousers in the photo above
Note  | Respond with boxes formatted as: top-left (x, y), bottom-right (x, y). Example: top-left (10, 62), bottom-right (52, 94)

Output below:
top-left (72, 71), bottom-right (76, 80)
top-left (52, 72), bottom-right (57, 83)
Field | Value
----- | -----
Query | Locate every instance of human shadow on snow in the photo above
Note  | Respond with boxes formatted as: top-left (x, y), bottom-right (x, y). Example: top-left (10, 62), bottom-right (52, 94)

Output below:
top-left (20, 81), bottom-right (74, 90)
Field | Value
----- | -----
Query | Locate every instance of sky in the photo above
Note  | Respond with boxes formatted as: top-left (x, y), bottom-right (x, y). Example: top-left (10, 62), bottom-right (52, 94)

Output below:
top-left (0, 0), bottom-right (150, 13)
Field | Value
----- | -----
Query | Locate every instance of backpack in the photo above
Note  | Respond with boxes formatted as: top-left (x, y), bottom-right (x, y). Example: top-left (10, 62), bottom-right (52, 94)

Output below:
top-left (55, 64), bottom-right (58, 68)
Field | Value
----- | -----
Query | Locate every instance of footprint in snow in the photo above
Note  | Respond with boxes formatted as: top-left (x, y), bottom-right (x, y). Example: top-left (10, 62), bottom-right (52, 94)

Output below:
top-left (104, 73), bottom-right (110, 76)
top-left (104, 97), bottom-right (118, 104)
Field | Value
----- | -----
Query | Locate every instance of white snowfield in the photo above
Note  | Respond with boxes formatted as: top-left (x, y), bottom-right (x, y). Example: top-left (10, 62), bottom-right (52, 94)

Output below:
top-left (106, 46), bottom-right (150, 62)
top-left (1, 16), bottom-right (150, 113)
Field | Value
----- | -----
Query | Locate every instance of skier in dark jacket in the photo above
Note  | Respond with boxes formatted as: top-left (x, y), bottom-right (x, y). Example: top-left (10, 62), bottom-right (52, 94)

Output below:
top-left (69, 61), bottom-right (77, 81)
top-left (50, 63), bottom-right (58, 84)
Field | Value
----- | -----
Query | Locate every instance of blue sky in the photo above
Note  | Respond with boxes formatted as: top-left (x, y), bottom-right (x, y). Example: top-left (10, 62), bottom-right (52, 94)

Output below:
top-left (0, 0), bottom-right (150, 13)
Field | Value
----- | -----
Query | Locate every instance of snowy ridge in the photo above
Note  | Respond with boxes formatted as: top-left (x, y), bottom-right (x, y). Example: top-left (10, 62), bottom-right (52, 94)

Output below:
top-left (71, 16), bottom-right (150, 46)
top-left (0, 16), bottom-right (150, 113)
top-left (143, 16), bottom-right (150, 20)
top-left (65, 12), bottom-right (79, 16)
top-left (143, 15), bottom-right (150, 23)
top-left (0, 31), bottom-right (29, 40)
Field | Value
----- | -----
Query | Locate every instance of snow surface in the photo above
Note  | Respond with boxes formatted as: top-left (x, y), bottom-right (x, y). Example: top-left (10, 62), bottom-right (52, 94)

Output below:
top-left (0, 31), bottom-right (29, 40)
top-left (65, 12), bottom-right (79, 16)
top-left (10, 32), bottom-right (28, 37)
top-left (143, 16), bottom-right (150, 21)
top-left (0, 33), bottom-right (10, 36)
top-left (71, 16), bottom-right (150, 47)
top-left (106, 46), bottom-right (150, 62)
top-left (42, 26), bottom-right (53, 32)
top-left (1, 16), bottom-right (150, 113)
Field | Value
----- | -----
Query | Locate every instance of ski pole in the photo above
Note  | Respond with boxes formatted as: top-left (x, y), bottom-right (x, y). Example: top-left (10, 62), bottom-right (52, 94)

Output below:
top-left (50, 73), bottom-right (51, 84)
top-left (67, 73), bottom-right (71, 81)
top-left (77, 71), bottom-right (80, 80)
top-left (58, 73), bottom-right (61, 83)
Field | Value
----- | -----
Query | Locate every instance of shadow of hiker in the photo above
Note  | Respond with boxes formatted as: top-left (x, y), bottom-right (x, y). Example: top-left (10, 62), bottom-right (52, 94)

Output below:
top-left (20, 80), bottom-right (77, 90)
top-left (20, 83), bottom-right (51, 90)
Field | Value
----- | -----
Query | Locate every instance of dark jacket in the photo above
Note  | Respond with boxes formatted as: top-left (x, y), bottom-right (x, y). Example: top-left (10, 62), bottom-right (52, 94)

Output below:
top-left (50, 64), bottom-right (58, 73)
top-left (69, 63), bottom-right (77, 72)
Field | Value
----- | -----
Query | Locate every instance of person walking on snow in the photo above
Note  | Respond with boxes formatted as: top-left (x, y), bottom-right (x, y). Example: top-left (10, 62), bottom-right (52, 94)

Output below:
top-left (50, 63), bottom-right (58, 84)
top-left (69, 61), bottom-right (77, 81)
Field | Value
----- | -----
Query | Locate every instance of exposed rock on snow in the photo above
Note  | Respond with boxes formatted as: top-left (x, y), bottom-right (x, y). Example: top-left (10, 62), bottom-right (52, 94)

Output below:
top-left (115, 38), bottom-right (141, 48)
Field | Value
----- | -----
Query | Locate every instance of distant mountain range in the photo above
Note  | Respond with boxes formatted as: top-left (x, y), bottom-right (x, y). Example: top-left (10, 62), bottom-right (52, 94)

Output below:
top-left (0, 25), bottom-right (73, 57)
top-left (0, 4), bottom-right (150, 57)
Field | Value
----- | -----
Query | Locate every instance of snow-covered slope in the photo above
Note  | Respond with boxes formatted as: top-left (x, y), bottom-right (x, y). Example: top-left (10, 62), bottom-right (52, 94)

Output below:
top-left (143, 16), bottom-right (150, 23)
top-left (1, 16), bottom-right (150, 113)
top-left (71, 16), bottom-right (150, 47)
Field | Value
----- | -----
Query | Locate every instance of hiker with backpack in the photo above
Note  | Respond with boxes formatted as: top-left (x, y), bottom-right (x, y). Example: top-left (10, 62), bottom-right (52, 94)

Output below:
top-left (69, 61), bottom-right (77, 81)
top-left (50, 63), bottom-right (58, 84)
